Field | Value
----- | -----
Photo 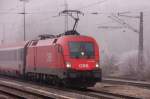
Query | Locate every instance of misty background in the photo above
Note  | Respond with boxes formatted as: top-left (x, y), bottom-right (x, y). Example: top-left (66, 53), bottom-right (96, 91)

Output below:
top-left (0, 0), bottom-right (150, 79)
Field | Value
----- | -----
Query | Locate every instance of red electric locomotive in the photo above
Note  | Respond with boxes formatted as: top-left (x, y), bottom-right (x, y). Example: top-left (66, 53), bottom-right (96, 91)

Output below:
top-left (0, 31), bottom-right (101, 88)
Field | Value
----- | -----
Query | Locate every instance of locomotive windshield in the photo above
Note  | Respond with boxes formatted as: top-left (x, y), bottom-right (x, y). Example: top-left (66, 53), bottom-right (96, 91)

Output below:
top-left (69, 42), bottom-right (94, 58)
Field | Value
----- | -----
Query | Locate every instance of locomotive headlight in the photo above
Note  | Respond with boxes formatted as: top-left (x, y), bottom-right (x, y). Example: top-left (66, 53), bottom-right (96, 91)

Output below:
top-left (96, 63), bottom-right (100, 68)
top-left (66, 62), bottom-right (71, 68)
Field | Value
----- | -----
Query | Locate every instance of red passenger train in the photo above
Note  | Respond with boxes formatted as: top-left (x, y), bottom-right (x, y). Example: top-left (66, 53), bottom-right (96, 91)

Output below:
top-left (0, 31), bottom-right (101, 88)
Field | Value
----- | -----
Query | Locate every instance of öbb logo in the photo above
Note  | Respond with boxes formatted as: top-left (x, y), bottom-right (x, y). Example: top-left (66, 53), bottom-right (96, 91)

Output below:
top-left (79, 64), bottom-right (88, 68)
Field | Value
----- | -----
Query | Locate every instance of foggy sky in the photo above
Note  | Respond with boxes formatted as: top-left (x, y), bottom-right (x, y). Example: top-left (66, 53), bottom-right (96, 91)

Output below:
top-left (0, 0), bottom-right (150, 56)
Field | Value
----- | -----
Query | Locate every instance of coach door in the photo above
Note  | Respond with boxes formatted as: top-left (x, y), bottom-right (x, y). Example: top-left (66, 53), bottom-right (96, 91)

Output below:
top-left (31, 41), bottom-right (38, 71)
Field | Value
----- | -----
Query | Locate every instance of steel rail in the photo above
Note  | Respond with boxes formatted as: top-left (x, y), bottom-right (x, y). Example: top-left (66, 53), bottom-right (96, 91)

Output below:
top-left (86, 89), bottom-right (141, 99)
top-left (103, 78), bottom-right (150, 89)
top-left (0, 90), bottom-right (24, 99)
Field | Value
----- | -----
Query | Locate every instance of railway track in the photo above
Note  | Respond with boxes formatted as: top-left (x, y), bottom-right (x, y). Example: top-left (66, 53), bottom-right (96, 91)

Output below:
top-left (0, 77), bottom-right (98, 99)
top-left (0, 76), bottom-right (142, 99)
top-left (28, 80), bottom-right (142, 99)
top-left (103, 77), bottom-right (150, 89)
top-left (0, 80), bottom-right (64, 99)
top-left (26, 80), bottom-right (142, 99)
top-left (65, 88), bottom-right (141, 99)
top-left (86, 89), bottom-right (140, 99)
top-left (0, 77), bottom-right (86, 99)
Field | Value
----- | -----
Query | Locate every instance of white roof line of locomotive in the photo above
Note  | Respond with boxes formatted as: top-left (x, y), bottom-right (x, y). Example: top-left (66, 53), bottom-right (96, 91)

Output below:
top-left (0, 47), bottom-right (24, 51)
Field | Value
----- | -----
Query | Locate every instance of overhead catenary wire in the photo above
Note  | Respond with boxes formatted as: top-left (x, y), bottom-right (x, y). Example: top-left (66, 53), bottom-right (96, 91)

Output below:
top-left (77, 0), bottom-right (108, 10)
top-left (108, 14), bottom-right (139, 33)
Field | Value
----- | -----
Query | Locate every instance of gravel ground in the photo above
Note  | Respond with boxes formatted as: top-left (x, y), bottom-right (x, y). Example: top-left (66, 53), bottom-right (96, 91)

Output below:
top-left (92, 83), bottom-right (150, 99)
